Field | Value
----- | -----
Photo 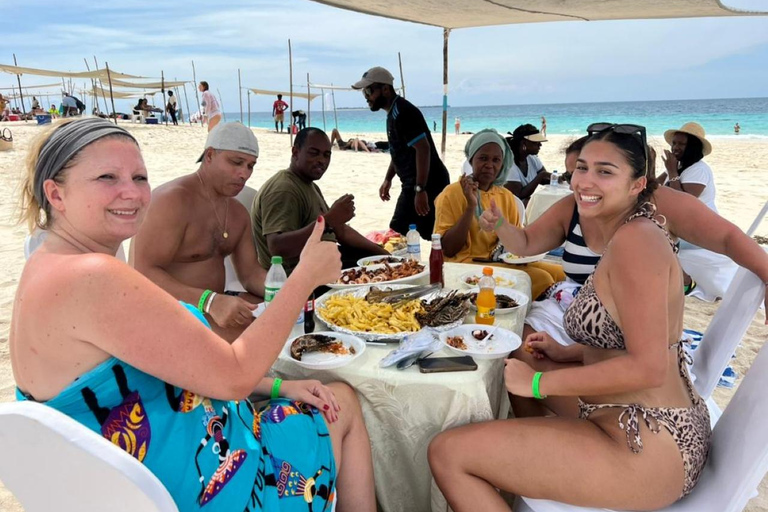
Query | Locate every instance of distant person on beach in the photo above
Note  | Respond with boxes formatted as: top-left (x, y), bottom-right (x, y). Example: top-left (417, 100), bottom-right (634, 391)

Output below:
top-left (61, 93), bottom-right (79, 117)
top-left (292, 110), bottom-right (307, 130)
top-left (48, 104), bottom-right (57, 119)
top-left (273, 94), bottom-right (289, 133)
top-left (31, 96), bottom-right (43, 114)
top-left (541, 115), bottom-right (547, 137)
top-left (12, 118), bottom-right (376, 512)
top-left (251, 128), bottom-right (388, 273)
top-left (330, 128), bottom-right (387, 152)
top-left (352, 66), bottom-right (450, 239)
top-left (166, 90), bottom-right (178, 125)
top-left (734, 122), bottom-right (740, 135)
top-left (455, 117), bottom-right (460, 135)
top-left (504, 123), bottom-right (551, 202)
top-left (133, 122), bottom-right (265, 342)
top-left (198, 81), bottom-right (222, 132)
top-left (433, 120), bottom-right (437, 132)
top-left (0, 94), bottom-right (9, 121)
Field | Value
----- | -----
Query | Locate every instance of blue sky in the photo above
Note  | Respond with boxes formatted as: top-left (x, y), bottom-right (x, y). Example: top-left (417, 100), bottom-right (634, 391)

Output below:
top-left (3, 0), bottom-right (768, 113)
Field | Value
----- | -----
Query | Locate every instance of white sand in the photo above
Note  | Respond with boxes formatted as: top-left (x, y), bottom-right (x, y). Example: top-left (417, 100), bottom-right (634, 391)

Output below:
top-left (0, 121), bottom-right (766, 510)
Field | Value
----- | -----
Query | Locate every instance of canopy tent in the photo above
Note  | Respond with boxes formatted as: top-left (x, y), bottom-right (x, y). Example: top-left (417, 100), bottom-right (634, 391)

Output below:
top-left (0, 82), bottom-right (62, 91)
top-left (0, 63), bottom-right (144, 80)
top-left (108, 78), bottom-right (189, 89)
top-left (83, 87), bottom-right (164, 99)
top-left (308, 0), bottom-right (767, 156)
top-left (248, 88), bottom-right (320, 100)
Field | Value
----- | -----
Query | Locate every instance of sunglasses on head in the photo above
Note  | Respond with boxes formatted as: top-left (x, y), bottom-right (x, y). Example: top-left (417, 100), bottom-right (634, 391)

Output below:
top-left (586, 122), bottom-right (649, 176)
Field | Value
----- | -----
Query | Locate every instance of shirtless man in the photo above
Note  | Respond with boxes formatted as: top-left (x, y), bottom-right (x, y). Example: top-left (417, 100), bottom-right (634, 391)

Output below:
top-left (133, 122), bottom-right (265, 341)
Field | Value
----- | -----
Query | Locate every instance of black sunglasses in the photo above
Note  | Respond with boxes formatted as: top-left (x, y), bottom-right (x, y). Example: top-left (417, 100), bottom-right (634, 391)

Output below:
top-left (363, 84), bottom-right (382, 98)
top-left (586, 122), bottom-right (648, 176)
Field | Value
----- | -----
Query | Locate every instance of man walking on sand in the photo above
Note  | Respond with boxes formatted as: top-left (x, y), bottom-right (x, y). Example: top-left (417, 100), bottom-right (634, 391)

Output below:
top-left (133, 122), bottom-right (265, 342)
top-left (352, 66), bottom-right (450, 239)
top-left (273, 94), bottom-right (289, 133)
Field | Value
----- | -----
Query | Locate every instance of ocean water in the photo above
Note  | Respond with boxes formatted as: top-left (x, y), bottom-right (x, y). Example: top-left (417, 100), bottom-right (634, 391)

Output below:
top-left (229, 97), bottom-right (768, 138)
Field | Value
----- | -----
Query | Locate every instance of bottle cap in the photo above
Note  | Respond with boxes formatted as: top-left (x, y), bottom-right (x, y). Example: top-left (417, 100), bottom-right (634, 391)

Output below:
top-left (409, 224), bottom-right (417, 230)
top-left (271, 256), bottom-right (283, 265)
top-left (482, 267), bottom-right (493, 276)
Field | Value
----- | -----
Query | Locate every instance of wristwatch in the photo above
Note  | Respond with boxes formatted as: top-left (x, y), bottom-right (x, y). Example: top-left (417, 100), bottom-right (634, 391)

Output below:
top-left (414, 184), bottom-right (426, 193)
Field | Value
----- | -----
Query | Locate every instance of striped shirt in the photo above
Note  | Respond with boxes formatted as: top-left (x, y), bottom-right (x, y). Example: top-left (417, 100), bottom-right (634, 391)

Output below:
top-left (562, 205), bottom-right (600, 284)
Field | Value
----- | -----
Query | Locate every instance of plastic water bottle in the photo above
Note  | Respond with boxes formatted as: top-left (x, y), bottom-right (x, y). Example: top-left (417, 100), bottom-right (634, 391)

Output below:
top-left (550, 169), bottom-right (559, 187)
top-left (406, 224), bottom-right (421, 261)
top-left (475, 267), bottom-right (496, 325)
top-left (265, 256), bottom-right (302, 323)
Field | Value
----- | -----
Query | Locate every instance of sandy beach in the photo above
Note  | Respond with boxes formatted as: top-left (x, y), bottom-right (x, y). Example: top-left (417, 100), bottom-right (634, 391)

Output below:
top-left (0, 121), bottom-right (766, 511)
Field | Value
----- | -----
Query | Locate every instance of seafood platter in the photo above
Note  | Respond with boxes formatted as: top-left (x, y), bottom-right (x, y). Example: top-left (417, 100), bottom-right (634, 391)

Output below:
top-left (440, 324), bottom-right (521, 359)
top-left (460, 269), bottom-right (518, 288)
top-left (466, 286), bottom-right (529, 314)
top-left (315, 284), bottom-right (475, 341)
top-left (328, 259), bottom-right (428, 289)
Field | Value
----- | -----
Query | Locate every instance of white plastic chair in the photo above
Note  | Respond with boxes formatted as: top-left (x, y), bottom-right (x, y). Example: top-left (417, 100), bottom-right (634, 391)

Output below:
top-left (24, 228), bottom-right (127, 262)
top-left (0, 401), bottom-right (178, 512)
top-left (224, 185), bottom-right (258, 292)
top-left (514, 194), bottom-right (527, 227)
top-left (514, 339), bottom-right (768, 512)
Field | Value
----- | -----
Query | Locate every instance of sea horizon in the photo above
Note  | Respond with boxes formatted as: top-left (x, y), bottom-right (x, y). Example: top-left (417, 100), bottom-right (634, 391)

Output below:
top-left (222, 96), bottom-right (768, 138)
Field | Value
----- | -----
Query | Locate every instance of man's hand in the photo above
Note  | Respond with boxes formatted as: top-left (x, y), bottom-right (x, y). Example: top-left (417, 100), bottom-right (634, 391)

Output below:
top-left (325, 194), bottom-right (355, 229)
top-left (536, 170), bottom-right (552, 183)
top-left (460, 175), bottom-right (479, 210)
top-left (379, 179), bottom-right (392, 201)
top-left (208, 294), bottom-right (256, 328)
top-left (415, 191), bottom-right (430, 216)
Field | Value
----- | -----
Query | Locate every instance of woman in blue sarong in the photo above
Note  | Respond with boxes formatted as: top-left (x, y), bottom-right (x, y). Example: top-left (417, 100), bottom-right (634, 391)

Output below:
top-left (10, 118), bottom-right (376, 512)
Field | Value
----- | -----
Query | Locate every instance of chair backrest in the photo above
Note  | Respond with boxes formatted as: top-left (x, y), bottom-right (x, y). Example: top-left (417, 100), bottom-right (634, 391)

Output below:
top-left (666, 341), bottom-right (768, 512)
top-left (691, 265), bottom-right (765, 399)
top-left (223, 185), bottom-right (259, 293)
top-left (0, 401), bottom-right (178, 512)
top-left (24, 229), bottom-right (127, 262)
top-left (514, 194), bottom-right (526, 226)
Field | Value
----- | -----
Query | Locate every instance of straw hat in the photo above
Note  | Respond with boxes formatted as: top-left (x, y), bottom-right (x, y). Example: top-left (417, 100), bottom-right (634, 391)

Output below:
top-left (664, 122), bottom-right (712, 156)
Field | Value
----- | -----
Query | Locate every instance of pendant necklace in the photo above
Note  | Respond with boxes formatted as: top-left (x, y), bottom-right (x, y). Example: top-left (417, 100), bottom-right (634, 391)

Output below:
top-left (197, 172), bottom-right (229, 239)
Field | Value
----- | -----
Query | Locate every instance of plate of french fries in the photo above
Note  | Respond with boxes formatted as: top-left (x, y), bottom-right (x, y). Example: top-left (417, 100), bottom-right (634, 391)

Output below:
top-left (315, 284), bottom-right (467, 341)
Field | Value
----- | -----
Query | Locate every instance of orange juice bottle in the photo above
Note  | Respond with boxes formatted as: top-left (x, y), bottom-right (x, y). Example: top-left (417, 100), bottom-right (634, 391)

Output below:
top-left (475, 267), bottom-right (496, 325)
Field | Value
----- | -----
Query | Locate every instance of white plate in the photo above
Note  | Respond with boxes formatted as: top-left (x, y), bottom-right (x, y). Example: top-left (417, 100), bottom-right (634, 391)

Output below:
top-left (283, 331), bottom-right (366, 370)
top-left (315, 284), bottom-right (465, 341)
top-left (439, 324), bottom-right (521, 360)
top-left (500, 252), bottom-right (547, 265)
top-left (328, 262), bottom-right (429, 289)
top-left (460, 270), bottom-right (518, 289)
top-left (356, 254), bottom-right (407, 267)
top-left (466, 286), bottom-right (529, 314)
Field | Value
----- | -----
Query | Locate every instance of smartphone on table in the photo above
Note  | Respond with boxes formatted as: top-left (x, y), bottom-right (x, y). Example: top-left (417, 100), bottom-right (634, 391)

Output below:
top-left (418, 356), bottom-right (478, 373)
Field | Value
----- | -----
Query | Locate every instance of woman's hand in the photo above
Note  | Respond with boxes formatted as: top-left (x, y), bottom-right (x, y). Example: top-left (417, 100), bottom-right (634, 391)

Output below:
top-left (479, 198), bottom-right (504, 232)
top-left (504, 358), bottom-right (537, 397)
top-left (662, 150), bottom-right (679, 176)
top-left (297, 216), bottom-right (343, 288)
top-left (524, 331), bottom-right (571, 363)
top-left (460, 175), bottom-right (479, 209)
top-left (279, 379), bottom-right (340, 423)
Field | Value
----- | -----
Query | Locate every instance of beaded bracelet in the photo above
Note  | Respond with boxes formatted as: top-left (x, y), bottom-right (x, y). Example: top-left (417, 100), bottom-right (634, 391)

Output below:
top-left (532, 372), bottom-right (547, 399)
top-left (197, 289), bottom-right (212, 313)
top-left (271, 378), bottom-right (283, 400)
top-left (668, 176), bottom-right (681, 182)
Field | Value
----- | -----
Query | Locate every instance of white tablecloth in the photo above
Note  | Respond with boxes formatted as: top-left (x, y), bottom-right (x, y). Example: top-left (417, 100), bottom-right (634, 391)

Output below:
top-left (525, 185), bottom-right (572, 225)
top-left (271, 263), bottom-right (532, 512)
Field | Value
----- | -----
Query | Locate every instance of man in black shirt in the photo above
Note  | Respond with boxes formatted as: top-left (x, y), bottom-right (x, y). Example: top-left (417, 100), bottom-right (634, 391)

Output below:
top-left (352, 67), bottom-right (449, 239)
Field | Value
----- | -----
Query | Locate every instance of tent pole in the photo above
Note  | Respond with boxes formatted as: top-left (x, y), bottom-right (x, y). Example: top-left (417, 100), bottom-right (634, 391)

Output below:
top-left (216, 88), bottom-right (226, 122)
top-left (93, 57), bottom-right (111, 119)
top-left (83, 58), bottom-right (101, 115)
top-left (104, 62), bottom-right (118, 125)
top-left (191, 60), bottom-right (202, 129)
top-left (441, 28), bottom-right (450, 159)
top-left (238, 69), bottom-right (243, 123)
top-left (161, 71), bottom-right (168, 126)
top-left (247, 90), bottom-right (251, 128)
top-left (307, 72), bottom-right (311, 127)
top-left (182, 82), bottom-right (193, 126)
top-left (173, 77), bottom-right (184, 123)
top-left (398, 51), bottom-right (406, 99)
top-left (331, 84), bottom-right (338, 131)
top-left (321, 87), bottom-right (326, 131)
top-left (12, 54), bottom-right (27, 121)
top-left (289, 38), bottom-right (294, 145)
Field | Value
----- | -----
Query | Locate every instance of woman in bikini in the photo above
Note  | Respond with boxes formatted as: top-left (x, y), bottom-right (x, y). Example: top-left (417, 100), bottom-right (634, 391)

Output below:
top-left (429, 124), bottom-right (710, 510)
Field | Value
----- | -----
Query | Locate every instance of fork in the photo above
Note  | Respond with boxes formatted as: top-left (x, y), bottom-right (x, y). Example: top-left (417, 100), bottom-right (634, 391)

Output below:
top-left (477, 326), bottom-right (500, 349)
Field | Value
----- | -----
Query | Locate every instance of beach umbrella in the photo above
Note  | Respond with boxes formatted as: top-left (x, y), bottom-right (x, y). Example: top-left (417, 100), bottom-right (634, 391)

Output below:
top-left (307, 0), bottom-right (767, 157)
